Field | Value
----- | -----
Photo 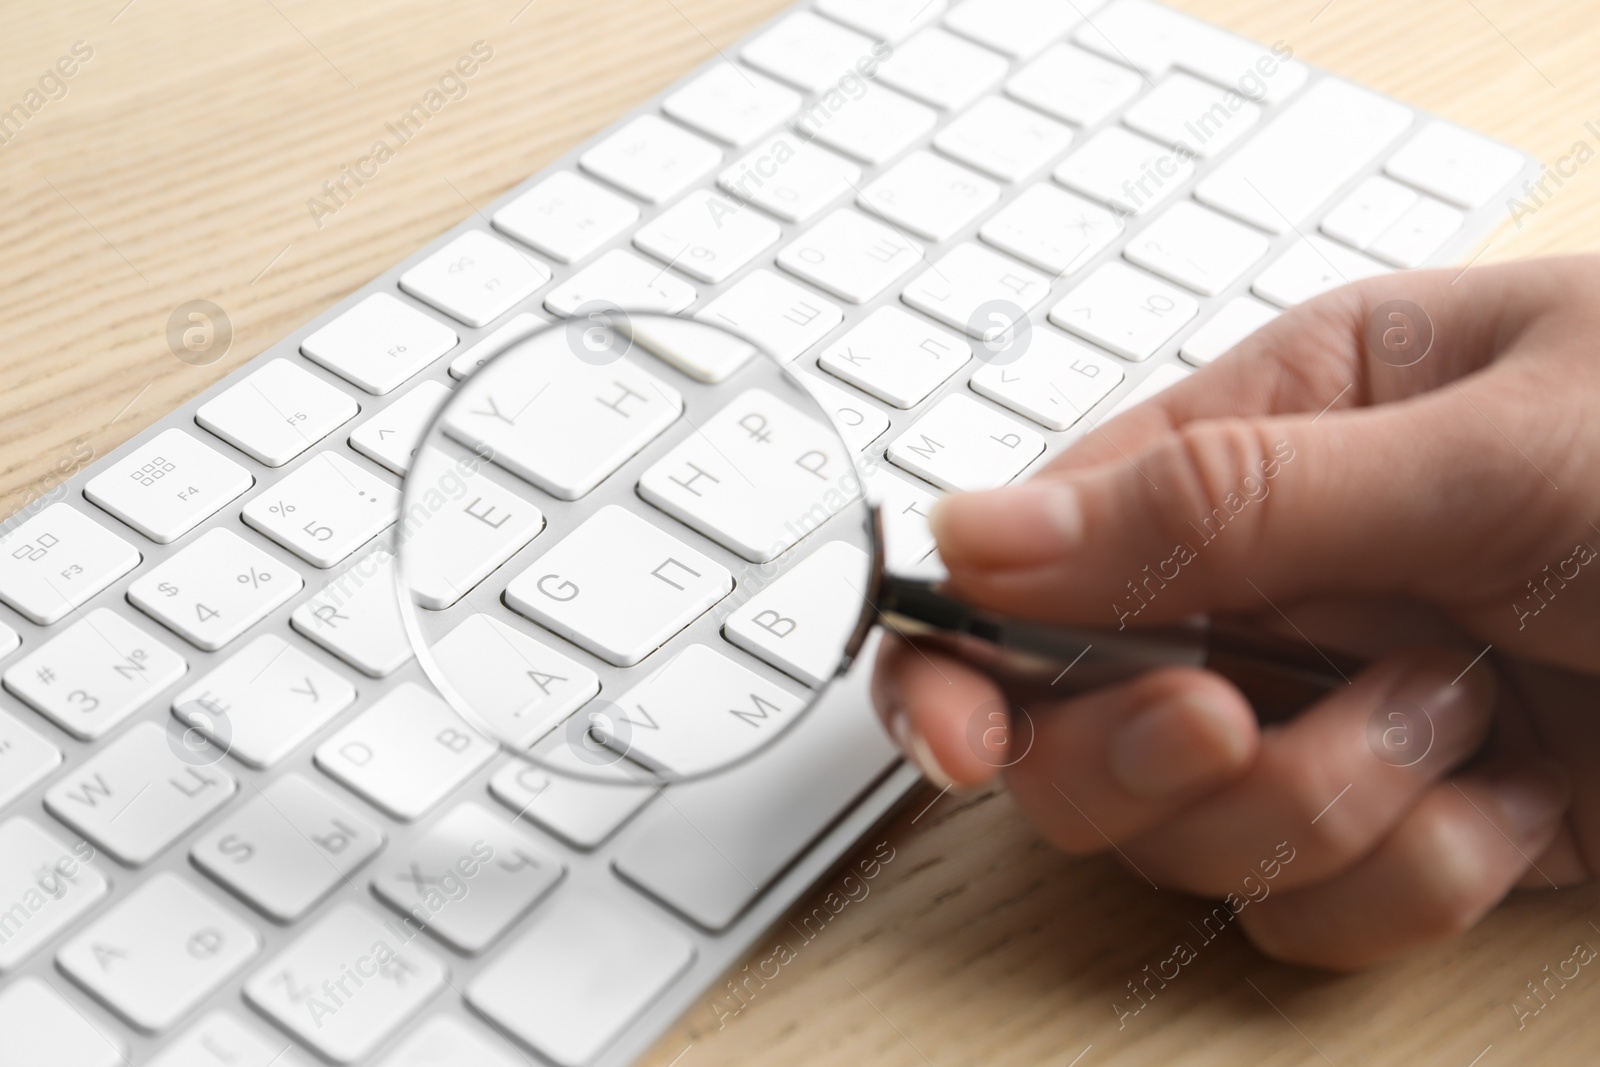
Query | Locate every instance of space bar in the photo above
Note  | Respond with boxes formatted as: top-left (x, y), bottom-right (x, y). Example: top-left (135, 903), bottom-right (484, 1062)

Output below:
top-left (611, 660), bottom-right (900, 931)
top-left (1194, 77), bottom-right (1414, 233)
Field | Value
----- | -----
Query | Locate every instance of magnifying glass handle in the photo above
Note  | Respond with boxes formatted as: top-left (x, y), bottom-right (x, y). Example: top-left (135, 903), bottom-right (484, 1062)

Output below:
top-left (873, 575), bottom-right (1364, 721)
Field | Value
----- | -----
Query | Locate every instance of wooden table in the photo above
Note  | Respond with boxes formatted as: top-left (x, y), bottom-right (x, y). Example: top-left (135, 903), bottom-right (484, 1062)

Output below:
top-left (4, 1), bottom-right (1597, 1063)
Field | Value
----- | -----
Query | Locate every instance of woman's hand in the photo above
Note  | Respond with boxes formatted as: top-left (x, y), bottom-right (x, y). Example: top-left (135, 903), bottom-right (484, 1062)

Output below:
top-left (873, 256), bottom-right (1600, 970)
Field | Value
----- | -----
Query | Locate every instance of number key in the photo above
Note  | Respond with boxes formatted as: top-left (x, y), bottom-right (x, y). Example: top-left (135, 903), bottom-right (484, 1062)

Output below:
top-left (4, 608), bottom-right (187, 740)
top-left (241, 454), bottom-right (399, 568)
top-left (127, 529), bottom-right (303, 651)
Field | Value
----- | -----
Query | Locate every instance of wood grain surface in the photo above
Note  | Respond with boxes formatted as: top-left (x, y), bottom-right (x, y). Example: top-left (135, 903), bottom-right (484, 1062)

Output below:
top-left (4, 1), bottom-right (1597, 1064)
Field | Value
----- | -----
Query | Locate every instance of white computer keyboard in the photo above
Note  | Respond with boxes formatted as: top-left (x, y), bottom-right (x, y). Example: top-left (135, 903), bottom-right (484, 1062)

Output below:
top-left (0, 0), bottom-right (1537, 1063)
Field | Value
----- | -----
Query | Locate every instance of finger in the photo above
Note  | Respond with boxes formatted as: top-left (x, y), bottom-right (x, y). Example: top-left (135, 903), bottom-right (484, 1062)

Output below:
top-left (1238, 760), bottom-right (1570, 970)
top-left (1107, 648), bottom-right (1496, 895)
top-left (871, 634), bottom-right (1008, 789)
top-left (990, 668), bottom-right (1258, 855)
top-left (1034, 256), bottom-right (1579, 476)
top-left (929, 377), bottom-right (1574, 626)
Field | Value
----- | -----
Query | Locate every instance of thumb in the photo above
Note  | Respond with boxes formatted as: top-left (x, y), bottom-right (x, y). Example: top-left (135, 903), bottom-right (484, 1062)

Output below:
top-left (930, 382), bottom-right (1562, 627)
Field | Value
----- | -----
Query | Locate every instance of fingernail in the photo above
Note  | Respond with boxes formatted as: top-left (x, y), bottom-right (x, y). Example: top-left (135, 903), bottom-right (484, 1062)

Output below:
top-left (890, 708), bottom-right (955, 790)
top-left (1109, 692), bottom-right (1251, 799)
top-left (929, 483), bottom-right (1083, 570)
top-left (1378, 658), bottom-right (1497, 768)
top-left (1488, 761), bottom-right (1570, 839)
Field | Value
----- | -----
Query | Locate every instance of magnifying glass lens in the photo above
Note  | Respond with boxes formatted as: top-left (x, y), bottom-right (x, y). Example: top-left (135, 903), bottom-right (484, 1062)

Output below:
top-left (397, 313), bottom-right (875, 785)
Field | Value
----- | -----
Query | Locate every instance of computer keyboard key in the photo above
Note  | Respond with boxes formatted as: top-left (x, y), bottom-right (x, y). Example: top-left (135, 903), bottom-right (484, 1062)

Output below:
top-left (489, 748), bottom-right (654, 850)
top-left (543, 248), bottom-right (697, 318)
top-left (244, 903), bottom-right (448, 1065)
top-left (1105, 362), bottom-right (1193, 420)
top-left (0, 817), bottom-right (108, 973)
top-left (45, 720), bottom-right (236, 867)
top-left (818, 305), bottom-right (971, 408)
top-left (150, 1011), bottom-right (317, 1067)
top-left (663, 63), bottom-right (802, 146)
top-left (0, 976), bottom-right (126, 1067)
top-left (448, 311), bottom-right (546, 381)
top-left (799, 373), bottom-right (892, 453)
top-left (1054, 126), bottom-right (1195, 217)
top-left (718, 132), bottom-right (861, 223)
top-left (1123, 72), bottom-right (1262, 159)
top-left (640, 387), bottom-right (859, 562)
top-left (633, 189), bottom-right (782, 284)
top-left (1385, 121), bottom-right (1528, 208)
top-left (858, 150), bottom-right (1001, 241)
top-left (466, 890), bottom-right (695, 1067)
top-left (695, 268), bottom-right (845, 363)
top-left (1365, 197), bottom-right (1464, 269)
top-left (349, 380), bottom-right (450, 475)
top-left (493, 171), bottom-right (640, 265)
top-left (1320, 175), bottom-right (1420, 249)
top-left (612, 659), bottom-right (899, 931)
top-left (870, 468), bottom-right (941, 572)
top-left (127, 528), bottom-right (304, 651)
top-left (1049, 260), bottom-right (1199, 360)
top-left (1122, 200), bottom-right (1271, 296)
top-left (724, 539), bottom-right (870, 687)
top-left (5, 608), bottom-right (187, 741)
top-left (1005, 43), bottom-right (1143, 127)
top-left (969, 328), bottom-right (1125, 431)
top-left (979, 183), bottom-right (1124, 276)
top-left (888, 393), bottom-right (1045, 492)
top-left (628, 315), bottom-right (757, 383)
top-left (377, 1015), bottom-right (526, 1067)
top-left (877, 27), bottom-right (1008, 110)
top-left (504, 505), bottom-right (732, 667)
top-left (1073, 0), bottom-right (1308, 102)
top-left (1252, 235), bottom-right (1391, 308)
top-left (428, 613), bottom-right (599, 750)
top-left (191, 773), bottom-right (383, 923)
top-left (902, 242), bottom-right (1053, 339)
top-left (196, 358), bottom-right (360, 467)
top-left (777, 208), bottom-right (924, 304)
top-left (817, 0), bottom-right (947, 41)
top-left (398, 230), bottom-right (551, 329)
top-left (315, 682), bottom-right (496, 821)
top-left (300, 293), bottom-right (460, 395)
top-left (241, 452), bottom-right (399, 568)
top-left (0, 503), bottom-right (141, 625)
top-left (399, 451), bottom-right (544, 610)
top-left (796, 84), bottom-right (937, 166)
top-left (741, 11), bottom-right (877, 94)
top-left (56, 871), bottom-right (260, 1032)
top-left (440, 344), bottom-right (682, 502)
top-left (291, 550), bottom-right (413, 677)
top-left (933, 95), bottom-right (1074, 183)
top-left (1195, 78), bottom-right (1413, 233)
top-left (579, 114), bottom-right (721, 205)
top-left (946, 0), bottom-right (1105, 58)
top-left (0, 619), bottom-right (15, 658)
top-left (84, 429), bottom-right (254, 544)
top-left (1180, 296), bottom-right (1280, 367)
top-left (0, 711), bottom-right (61, 809)
top-left (371, 801), bottom-right (562, 954)
top-left (171, 634), bottom-right (356, 769)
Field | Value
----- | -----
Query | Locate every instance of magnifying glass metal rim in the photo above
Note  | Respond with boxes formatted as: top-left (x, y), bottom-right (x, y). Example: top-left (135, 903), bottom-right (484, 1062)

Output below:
top-left (394, 308), bottom-right (880, 786)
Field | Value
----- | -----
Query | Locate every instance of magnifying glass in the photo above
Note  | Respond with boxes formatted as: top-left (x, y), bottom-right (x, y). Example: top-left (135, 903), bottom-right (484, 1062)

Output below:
top-left (397, 311), bottom-right (1359, 786)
